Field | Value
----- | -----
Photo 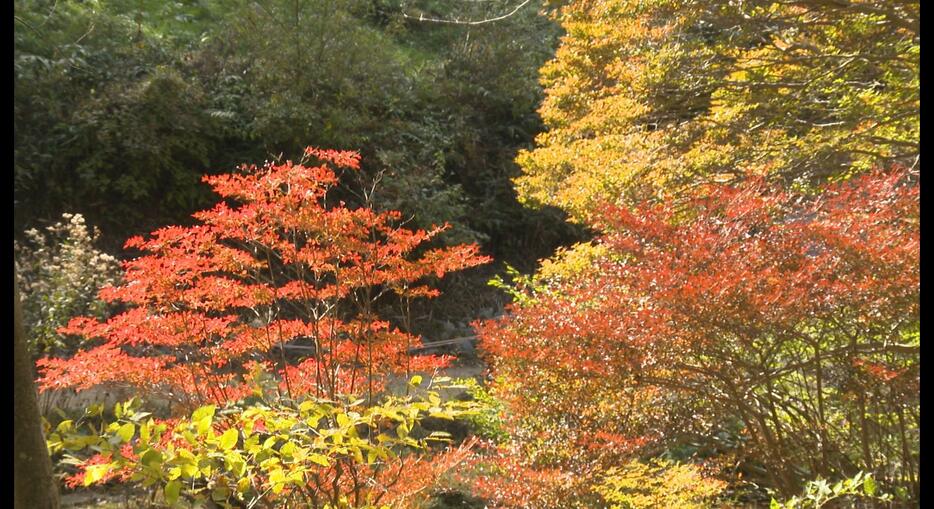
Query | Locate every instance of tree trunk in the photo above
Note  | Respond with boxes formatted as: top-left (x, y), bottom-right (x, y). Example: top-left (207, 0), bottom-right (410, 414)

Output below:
top-left (14, 270), bottom-right (60, 509)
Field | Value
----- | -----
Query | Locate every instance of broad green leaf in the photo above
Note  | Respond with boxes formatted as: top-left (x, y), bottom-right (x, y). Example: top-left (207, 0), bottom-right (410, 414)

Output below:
top-left (351, 446), bottom-right (363, 464)
top-left (141, 449), bottom-right (164, 468)
top-left (178, 462), bottom-right (200, 479)
top-left (218, 428), bottom-right (238, 451)
top-left (279, 441), bottom-right (296, 457)
top-left (164, 479), bottom-right (181, 506)
top-left (396, 421), bottom-right (409, 439)
top-left (864, 476), bottom-right (877, 496)
top-left (139, 421), bottom-right (151, 444)
top-left (200, 463), bottom-right (214, 478)
top-left (305, 414), bottom-right (321, 428)
top-left (336, 413), bottom-right (351, 428)
top-left (237, 477), bottom-right (252, 493)
top-left (117, 422), bottom-right (135, 443)
top-left (83, 463), bottom-right (113, 486)
top-left (212, 486), bottom-right (231, 501)
top-left (308, 453), bottom-right (330, 467)
top-left (192, 405), bottom-right (216, 422)
top-left (195, 416), bottom-right (212, 436)
top-left (269, 469), bottom-right (286, 494)
top-left (225, 451), bottom-right (246, 477)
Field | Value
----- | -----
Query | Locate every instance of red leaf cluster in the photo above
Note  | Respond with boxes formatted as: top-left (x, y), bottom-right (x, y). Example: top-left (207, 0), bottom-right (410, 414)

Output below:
top-left (38, 148), bottom-right (490, 410)
top-left (477, 167), bottom-right (919, 498)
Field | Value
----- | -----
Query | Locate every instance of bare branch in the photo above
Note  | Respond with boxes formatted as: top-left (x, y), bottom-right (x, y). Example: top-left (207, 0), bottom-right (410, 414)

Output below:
top-left (401, 0), bottom-right (532, 25)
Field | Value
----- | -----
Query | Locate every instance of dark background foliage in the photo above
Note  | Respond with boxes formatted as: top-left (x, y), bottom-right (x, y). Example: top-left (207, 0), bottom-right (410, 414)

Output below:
top-left (14, 0), bottom-right (584, 267)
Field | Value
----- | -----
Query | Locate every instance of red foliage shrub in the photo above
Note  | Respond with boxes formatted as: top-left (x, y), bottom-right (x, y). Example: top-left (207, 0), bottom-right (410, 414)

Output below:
top-left (478, 168), bottom-right (919, 500)
top-left (38, 148), bottom-right (490, 411)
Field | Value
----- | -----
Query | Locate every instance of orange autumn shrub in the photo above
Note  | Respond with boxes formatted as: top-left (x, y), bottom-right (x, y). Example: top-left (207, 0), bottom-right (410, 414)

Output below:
top-left (38, 147), bottom-right (490, 411)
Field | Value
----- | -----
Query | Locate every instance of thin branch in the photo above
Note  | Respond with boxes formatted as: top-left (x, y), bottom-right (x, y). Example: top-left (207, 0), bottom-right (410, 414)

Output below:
top-left (402, 0), bottom-right (532, 25)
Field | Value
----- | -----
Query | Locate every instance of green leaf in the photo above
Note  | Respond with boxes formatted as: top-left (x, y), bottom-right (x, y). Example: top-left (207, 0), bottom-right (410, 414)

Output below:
top-left (83, 463), bottom-right (113, 486)
top-left (117, 422), bottom-right (135, 443)
top-left (180, 463), bottom-right (200, 479)
top-left (335, 413), bottom-right (351, 428)
top-left (269, 469), bottom-right (286, 494)
top-left (279, 441), bottom-right (296, 457)
top-left (863, 476), bottom-right (877, 496)
top-left (308, 453), bottom-right (330, 467)
top-left (192, 405), bottom-right (216, 423)
top-left (225, 451), bottom-right (246, 477)
top-left (140, 448), bottom-right (164, 468)
top-left (196, 416), bottom-right (212, 436)
top-left (237, 477), bottom-right (252, 493)
top-left (396, 421), bottom-right (410, 439)
top-left (139, 421), bottom-right (151, 444)
top-left (212, 486), bottom-right (231, 501)
top-left (130, 411), bottom-right (152, 422)
top-left (200, 462), bottom-right (214, 478)
top-left (164, 479), bottom-right (182, 506)
top-left (409, 375), bottom-right (423, 386)
top-left (218, 428), bottom-right (238, 451)
top-left (351, 446), bottom-right (363, 464)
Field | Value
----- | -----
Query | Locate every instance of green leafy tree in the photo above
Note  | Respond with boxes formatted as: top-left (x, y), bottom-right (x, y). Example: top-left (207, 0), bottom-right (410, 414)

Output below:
top-left (14, 1), bottom-right (220, 243)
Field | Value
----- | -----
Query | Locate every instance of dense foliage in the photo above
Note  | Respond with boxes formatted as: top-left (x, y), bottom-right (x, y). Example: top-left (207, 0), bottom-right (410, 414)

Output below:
top-left (15, 1), bottom-right (919, 507)
top-left (515, 0), bottom-right (919, 222)
top-left (35, 148), bottom-right (496, 507)
top-left (38, 148), bottom-right (489, 410)
top-left (478, 168), bottom-right (919, 504)
top-left (14, 0), bottom-right (581, 265)
top-left (50, 382), bottom-right (480, 508)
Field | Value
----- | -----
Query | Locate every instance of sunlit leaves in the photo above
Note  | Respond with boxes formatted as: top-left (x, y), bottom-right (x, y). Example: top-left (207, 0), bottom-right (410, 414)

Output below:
top-left (52, 390), bottom-right (482, 507)
top-left (37, 147), bottom-right (489, 408)
top-left (479, 167), bottom-right (919, 502)
top-left (516, 0), bottom-right (919, 221)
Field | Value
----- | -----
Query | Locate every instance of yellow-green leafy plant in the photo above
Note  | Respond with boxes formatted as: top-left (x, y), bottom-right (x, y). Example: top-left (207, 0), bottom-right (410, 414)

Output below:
top-left (593, 458), bottom-right (726, 509)
top-left (769, 472), bottom-right (893, 509)
top-left (48, 376), bottom-right (483, 508)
